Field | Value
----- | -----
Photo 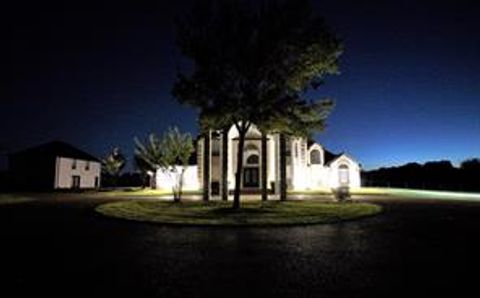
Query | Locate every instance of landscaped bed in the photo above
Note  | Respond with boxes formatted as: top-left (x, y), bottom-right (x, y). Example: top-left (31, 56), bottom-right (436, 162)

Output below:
top-left (95, 200), bottom-right (382, 226)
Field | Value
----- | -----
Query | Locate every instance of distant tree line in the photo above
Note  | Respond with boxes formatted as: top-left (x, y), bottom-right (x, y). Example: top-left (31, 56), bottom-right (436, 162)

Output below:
top-left (362, 158), bottom-right (480, 192)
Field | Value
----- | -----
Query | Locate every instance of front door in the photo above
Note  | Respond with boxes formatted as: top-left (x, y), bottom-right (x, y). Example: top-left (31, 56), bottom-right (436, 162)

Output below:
top-left (71, 175), bottom-right (81, 189)
top-left (243, 167), bottom-right (259, 188)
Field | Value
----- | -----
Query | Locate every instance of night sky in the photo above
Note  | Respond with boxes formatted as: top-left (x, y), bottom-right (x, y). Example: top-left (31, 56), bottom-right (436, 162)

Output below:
top-left (4, 0), bottom-right (480, 170)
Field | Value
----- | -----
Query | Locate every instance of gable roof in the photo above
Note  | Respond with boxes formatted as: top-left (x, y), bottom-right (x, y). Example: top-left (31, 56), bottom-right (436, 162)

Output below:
top-left (10, 141), bottom-right (100, 162)
top-left (307, 139), bottom-right (343, 165)
top-left (324, 149), bottom-right (342, 165)
top-left (307, 139), bottom-right (316, 148)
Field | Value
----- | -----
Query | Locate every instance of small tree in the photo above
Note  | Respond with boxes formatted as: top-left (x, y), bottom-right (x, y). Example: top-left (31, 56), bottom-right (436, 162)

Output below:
top-left (135, 127), bottom-right (194, 202)
top-left (101, 147), bottom-right (126, 187)
top-left (134, 134), bottom-right (163, 189)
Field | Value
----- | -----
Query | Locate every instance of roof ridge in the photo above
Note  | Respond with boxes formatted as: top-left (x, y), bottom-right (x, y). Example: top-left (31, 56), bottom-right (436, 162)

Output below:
top-left (10, 141), bottom-right (100, 162)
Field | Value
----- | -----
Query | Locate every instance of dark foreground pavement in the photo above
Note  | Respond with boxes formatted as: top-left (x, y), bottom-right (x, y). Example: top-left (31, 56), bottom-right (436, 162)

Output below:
top-left (1, 195), bottom-right (480, 298)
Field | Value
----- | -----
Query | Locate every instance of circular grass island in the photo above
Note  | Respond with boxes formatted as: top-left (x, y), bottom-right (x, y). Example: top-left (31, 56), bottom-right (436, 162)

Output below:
top-left (96, 200), bottom-right (382, 227)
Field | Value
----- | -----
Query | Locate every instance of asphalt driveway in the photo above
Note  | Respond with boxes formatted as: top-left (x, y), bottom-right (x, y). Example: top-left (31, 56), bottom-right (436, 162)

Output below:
top-left (1, 195), bottom-right (479, 298)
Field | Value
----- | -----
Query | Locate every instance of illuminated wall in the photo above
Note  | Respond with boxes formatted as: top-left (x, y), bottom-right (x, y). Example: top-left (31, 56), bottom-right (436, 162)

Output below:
top-left (327, 156), bottom-right (361, 188)
top-left (155, 165), bottom-right (200, 191)
top-left (54, 157), bottom-right (101, 189)
top-left (155, 123), bottom-right (362, 192)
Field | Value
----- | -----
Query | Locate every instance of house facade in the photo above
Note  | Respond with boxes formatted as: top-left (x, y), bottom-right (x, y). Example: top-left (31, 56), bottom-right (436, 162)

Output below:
top-left (156, 124), bottom-right (361, 194)
top-left (9, 141), bottom-right (101, 190)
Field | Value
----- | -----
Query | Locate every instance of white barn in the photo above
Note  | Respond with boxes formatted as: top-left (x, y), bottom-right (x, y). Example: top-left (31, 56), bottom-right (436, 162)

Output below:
top-left (156, 124), bottom-right (360, 195)
top-left (9, 141), bottom-right (101, 190)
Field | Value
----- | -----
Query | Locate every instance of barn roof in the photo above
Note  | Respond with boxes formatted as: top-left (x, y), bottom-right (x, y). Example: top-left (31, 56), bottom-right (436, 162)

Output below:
top-left (10, 141), bottom-right (100, 162)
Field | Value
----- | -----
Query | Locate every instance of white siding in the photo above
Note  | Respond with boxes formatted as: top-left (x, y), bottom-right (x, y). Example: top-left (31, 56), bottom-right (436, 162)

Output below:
top-left (328, 156), bottom-right (361, 188)
top-left (54, 157), bottom-right (101, 189)
top-left (308, 165), bottom-right (329, 188)
top-left (174, 123), bottom-right (362, 193)
top-left (156, 166), bottom-right (200, 191)
top-left (267, 136), bottom-right (276, 188)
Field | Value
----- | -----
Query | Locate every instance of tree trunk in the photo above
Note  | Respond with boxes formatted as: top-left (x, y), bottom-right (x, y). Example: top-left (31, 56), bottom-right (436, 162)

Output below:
top-left (143, 174), bottom-right (147, 189)
top-left (279, 133), bottom-right (287, 201)
top-left (112, 175), bottom-right (119, 188)
top-left (221, 127), bottom-right (229, 201)
top-left (173, 168), bottom-right (180, 202)
top-left (178, 169), bottom-right (185, 201)
top-left (203, 131), bottom-right (211, 202)
top-left (173, 184), bottom-right (179, 202)
top-left (261, 132), bottom-right (268, 201)
top-left (233, 125), bottom-right (247, 209)
top-left (150, 172), bottom-right (156, 189)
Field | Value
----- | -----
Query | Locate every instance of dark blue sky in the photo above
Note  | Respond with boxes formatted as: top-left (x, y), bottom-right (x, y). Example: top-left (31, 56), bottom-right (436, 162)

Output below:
top-left (4, 0), bottom-right (480, 170)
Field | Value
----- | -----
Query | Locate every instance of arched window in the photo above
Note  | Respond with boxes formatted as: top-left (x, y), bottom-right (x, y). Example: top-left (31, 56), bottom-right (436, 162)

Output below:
top-left (310, 150), bottom-right (321, 164)
top-left (246, 154), bottom-right (259, 165)
top-left (338, 164), bottom-right (350, 186)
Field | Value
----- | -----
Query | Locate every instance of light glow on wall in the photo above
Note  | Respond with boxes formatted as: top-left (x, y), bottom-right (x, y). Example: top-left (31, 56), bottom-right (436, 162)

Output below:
top-left (156, 125), bottom-right (362, 192)
top-left (156, 166), bottom-right (200, 191)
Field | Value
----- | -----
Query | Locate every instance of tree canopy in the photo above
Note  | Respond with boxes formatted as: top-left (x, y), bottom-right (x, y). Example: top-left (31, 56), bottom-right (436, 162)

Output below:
top-left (173, 0), bottom-right (341, 135)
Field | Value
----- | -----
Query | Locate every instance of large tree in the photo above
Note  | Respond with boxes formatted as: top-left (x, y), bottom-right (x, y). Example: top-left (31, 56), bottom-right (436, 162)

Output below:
top-left (173, 0), bottom-right (341, 208)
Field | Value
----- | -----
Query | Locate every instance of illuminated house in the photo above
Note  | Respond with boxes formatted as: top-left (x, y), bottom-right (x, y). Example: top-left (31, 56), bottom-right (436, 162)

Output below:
top-left (156, 124), bottom-right (361, 194)
top-left (9, 141), bottom-right (101, 190)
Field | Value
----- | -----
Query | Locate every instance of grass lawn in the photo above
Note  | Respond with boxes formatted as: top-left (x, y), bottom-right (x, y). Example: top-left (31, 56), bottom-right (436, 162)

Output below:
top-left (292, 187), bottom-right (480, 202)
top-left (290, 187), bottom-right (397, 196)
top-left (0, 194), bottom-right (36, 205)
top-left (96, 188), bottom-right (201, 197)
top-left (95, 200), bottom-right (382, 226)
top-left (367, 188), bottom-right (480, 202)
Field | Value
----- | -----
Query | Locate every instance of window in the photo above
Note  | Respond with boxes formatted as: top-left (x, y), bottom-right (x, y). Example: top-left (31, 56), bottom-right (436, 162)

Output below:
top-left (338, 164), bottom-right (350, 186)
top-left (310, 150), bottom-right (321, 164)
top-left (72, 159), bottom-right (77, 169)
top-left (85, 161), bottom-right (90, 171)
top-left (246, 154), bottom-right (259, 165)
